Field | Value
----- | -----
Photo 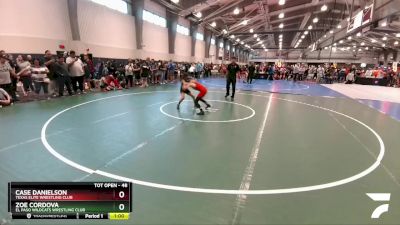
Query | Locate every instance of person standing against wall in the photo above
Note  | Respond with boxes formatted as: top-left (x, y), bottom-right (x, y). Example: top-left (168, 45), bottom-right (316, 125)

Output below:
top-left (66, 50), bottom-right (85, 94)
top-left (225, 57), bottom-right (240, 100)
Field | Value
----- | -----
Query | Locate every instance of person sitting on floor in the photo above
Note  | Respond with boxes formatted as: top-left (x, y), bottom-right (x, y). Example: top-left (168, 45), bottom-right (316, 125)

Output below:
top-left (100, 74), bottom-right (122, 91)
top-left (0, 88), bottom-right (12, 107)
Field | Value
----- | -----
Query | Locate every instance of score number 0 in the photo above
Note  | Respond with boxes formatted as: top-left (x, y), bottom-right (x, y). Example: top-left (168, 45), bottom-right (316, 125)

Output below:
top-left (118, 191), bottom-right (126, 211)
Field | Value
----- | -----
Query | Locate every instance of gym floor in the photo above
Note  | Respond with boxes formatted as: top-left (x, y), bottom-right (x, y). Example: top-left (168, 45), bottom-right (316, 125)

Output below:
top-left (0, 78), bottom-right (399, 225)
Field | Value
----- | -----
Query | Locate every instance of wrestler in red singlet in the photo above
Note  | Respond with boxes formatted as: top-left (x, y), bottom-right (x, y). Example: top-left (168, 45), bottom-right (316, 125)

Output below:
top-left (181, 79), bottom-right (211, 115)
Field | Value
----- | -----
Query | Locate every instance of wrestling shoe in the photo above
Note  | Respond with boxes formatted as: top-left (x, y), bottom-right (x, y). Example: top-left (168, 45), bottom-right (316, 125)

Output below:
top-left (197, 109), bottom-right (205, 115)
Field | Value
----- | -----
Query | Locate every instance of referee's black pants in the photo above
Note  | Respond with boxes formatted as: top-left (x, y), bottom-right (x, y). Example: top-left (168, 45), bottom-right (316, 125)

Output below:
top-left (226, 77), bottom-right (236, 97)
top-left (247, 74), bottom-right (253, 84)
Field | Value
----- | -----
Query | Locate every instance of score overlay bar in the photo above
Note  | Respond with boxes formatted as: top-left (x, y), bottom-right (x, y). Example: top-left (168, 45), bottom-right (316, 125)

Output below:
top-left (8, 182), bottom-right (132, 220)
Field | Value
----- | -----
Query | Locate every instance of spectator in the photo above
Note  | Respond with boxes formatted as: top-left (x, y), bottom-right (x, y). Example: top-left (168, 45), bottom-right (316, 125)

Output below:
top-left (125, 58), bottom-right (134, 88)
top-left (316, 65), bottom-right (325, 83)
top-left (27, 55), bottom-right (33, 64)
top-left (0, 53), bottom-right (17, 100)
top-left (66, 50), bottom-right (85, 94)
top-left (17, 55), bottom-right (34, 92)
top-left (150, 59), bottom-right (157, 84)
top-left (7, 54), bottom-right (19, 100)
top-left (345, 71), bottom-right (355, 84)
top-left (167, 60), bottom-right (176, 83)
top-left (133, 60), bottom-right (141, 85)
top-left (53, 55), bottom-right (73, 96)
top-left (107, 60), bottom-right (117, 75)
top-left (31, 58), bottom-right (50, 96)
top-left (293, 64), bottom-right (300, 82)
top-left (195, 62), bottom-right (202, 78)
top-left (156, 60), bottom-right (165, 84)
top-left (83, 54), bottom-right (95, 90)
top-left (268, 65), bottom-right (275, 80)
top-left (44, 50), bottom-right (58, 97)
top-left (188, 63), bottom-right (195, 75)
top-left (140, 59), bottom-right (150, 88)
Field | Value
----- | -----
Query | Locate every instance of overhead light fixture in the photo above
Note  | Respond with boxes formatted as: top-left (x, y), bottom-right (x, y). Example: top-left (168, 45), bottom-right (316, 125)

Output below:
top-left (308, 25), bottom-right (313, 30)
top-left (371, 38), bottom-right (376, 43)
top-left (258, 41), bottom-right (263, 44)
top-left (241, 20), bottom-right (248, 25)
top-left (339, 40), bottom-right (343, 43)
top-left (313, 17), bottom-right (319, 23)
top-left (347, 36), bottom-right (352, 40)
top-left (382, 36), bottom-right (387, 41)
top-left (254, 34), bottom-right (258, 38)
top-left (361, 42), bottom-right (365, 46)
top-left (353, 44), bottom-right (356, 48)
top-left (240, 41), bottom-right (244, 45)
top-left (171, 0), bottom-right (179, 4)
top-left (365, 47), bottom-right (369, 50)
top-left (279, 34), bottom-right (283, 38)
top-left (324, 34), bottom-right (327, 38)
top-left (324, 46), bottom-right (328, 50)
top-left (337, 24), bottom-right (342, 29)
top-left (222, 29), bottom-right (227, 34)
top-left (257, 37), bottom-right (260, 41)
top-left (347, 46), bottom-right (351, 50)
top-left (264, 49), bottom-right (268, 51)
top-left (279, 12), bottom-right (284, 19)
top-left (329, 30), bottom-right (334, 34)
top-left (395, 41), bottom-right (399, 45)
top-left (356, 32), bottom-right (361, 37)
top-left (321, 4), bottom-right (328, 11)
top-left (233, 7), bottom-right (240, 15)
top-left (333, 43), bottom-right (337, 46)
top-left (236, 38), bottom-right (240, 42)
top-left (279, 23), bottom-right (284, 29)
top-left (249, 28), bottom-right (254, 33)
top-left (396, 33), bottom-right (400, 37)
top-left (381, 21), bottom-right (387, 27)
top-left (382, 43), bottom-right (386, 47)
top-left (211, 21), bottom-right (216, 27)
top-left (195, 12), bottom-right (202, 18)
top-left (230, 35), bottom-right (235, 38)
top-left (279, 0), bottom-right (285, 5)
top-left (358, 49), bottom-right (362, 51)
top-left (301, 35), bottom-right (305, 39)
top-left (304, 31), bottom-right (309, 35)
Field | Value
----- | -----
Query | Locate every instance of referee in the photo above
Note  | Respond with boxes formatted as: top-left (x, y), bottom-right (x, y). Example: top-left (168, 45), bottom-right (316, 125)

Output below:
top-left (225, 57), bottom-right (241, 100)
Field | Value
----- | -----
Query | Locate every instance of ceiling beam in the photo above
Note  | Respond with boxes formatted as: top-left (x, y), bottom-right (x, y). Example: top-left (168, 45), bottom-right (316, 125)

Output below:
top-left (232, 29), bottom-right (326, 35)
top-left (290, 13), bottom-right (311, 47)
